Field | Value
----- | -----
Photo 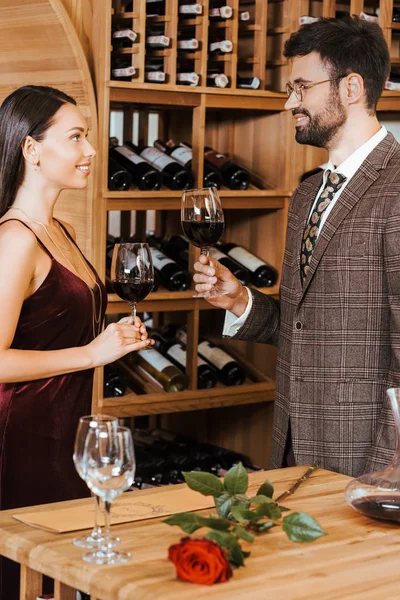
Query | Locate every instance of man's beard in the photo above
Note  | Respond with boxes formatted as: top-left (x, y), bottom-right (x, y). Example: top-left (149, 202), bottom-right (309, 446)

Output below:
top-left (293, 89), bottom-right (347, 148)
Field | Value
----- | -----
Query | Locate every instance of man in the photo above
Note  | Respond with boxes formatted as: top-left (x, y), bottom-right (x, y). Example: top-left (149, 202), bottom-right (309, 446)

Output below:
top-left (194, 16), bottom-right (400, 478)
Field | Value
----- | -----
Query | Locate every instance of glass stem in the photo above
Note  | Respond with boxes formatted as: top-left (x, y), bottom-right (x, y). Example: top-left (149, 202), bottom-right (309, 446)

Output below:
top-left (100, 500), bottom-right (113, 556)
top-left (200, 247), bottom-right (210, 257)
top-left (91, 494), bottom-right (102, 540)
top-left (131, 303), bottom-right (137, 320)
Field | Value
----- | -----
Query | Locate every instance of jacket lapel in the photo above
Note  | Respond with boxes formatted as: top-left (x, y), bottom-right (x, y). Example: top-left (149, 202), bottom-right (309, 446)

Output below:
top-left (300, 132), bottom-right (398, 299)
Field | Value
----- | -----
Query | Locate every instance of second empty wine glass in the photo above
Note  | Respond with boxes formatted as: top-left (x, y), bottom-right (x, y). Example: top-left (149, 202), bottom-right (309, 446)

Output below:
top-left (181, 186), bottom-right (227, 297)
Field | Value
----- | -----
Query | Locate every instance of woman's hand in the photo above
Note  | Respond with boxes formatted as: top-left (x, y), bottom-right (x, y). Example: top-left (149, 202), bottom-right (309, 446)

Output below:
top-left (193, 255), bottom-right (249, 316)
top-left (86, 316), bottom-right (154, 368)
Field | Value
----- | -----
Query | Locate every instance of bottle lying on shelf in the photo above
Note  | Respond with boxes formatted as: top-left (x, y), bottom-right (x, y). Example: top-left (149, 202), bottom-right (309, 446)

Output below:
top-left (179, 2), bottom-right (203, 17)
top-left (152, 328), bottom-right (218, 389)
top-left (239, 11), bottom-right (250, 21)
top-left (148, 246), bottom-right (191, 291)
top-left (111, 59), bottom-right (136, 81)
top-left (394, 7), bottom-right (400, 22)
top-left (204, 146), bottom-right (250, 190)
top-left (209, 4), bottom-right (233, 20)
top-left (145, 63), bottom-right (167, 83)
top-left (109, 141), bottom-right (163, 191)
top-left (385, 72), bottom-right (400, 91)
top-left (125, 141), bottom-right (195, 190)
top-left (217, 242), bottom-right (278, 287)
top-left (237, 75), bottom-right (261, 89)
top-left (154, 139), bottom-right (223, 188)
top-left (128, 347), bottom-right (189, 392)
top-left (172, 326), bottom-right (248, 387)
top-left (161, 233), bottom-right (251, 286)
top-left (206, 72), bottom-right (229, 88)
top-left (108, 156), bottom-right (132, 191)
top-left (176, 71), bottom-right (200, 86)
top-left (209, 38), bottom-right (233, 53)
top-left (146, 34), bottom-right (170, 48)
top-left (103, 364), bottom-right (128, 398)
top-left (112, 28), bottom-right (138, 47)
top-left (177, 36), bottom-right (199, 51)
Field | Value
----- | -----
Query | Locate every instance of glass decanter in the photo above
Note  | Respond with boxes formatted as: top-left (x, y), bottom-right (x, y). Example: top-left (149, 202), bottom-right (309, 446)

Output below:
top-left (344, 387), bottom-right (400, 522)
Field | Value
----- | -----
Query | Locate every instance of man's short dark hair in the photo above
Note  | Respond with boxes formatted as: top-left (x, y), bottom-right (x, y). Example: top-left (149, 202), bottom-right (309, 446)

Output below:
top-left (284, 16), bottom-right (390, 114)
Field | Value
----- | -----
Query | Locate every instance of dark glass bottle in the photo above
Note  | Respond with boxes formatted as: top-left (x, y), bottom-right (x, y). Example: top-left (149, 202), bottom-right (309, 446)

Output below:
top-left (111, 58), bottom-right (136, 81)
top-left (209, 1), bottom-right (233, 20)
top-left (207, 72), bottom-right (229, 88)
top-left (103, 364), bottom-right (128, 398)
top-left (136, 144), bottom-right (194, 190)
top-left (146, 0), bottom-right (166, 16)
top-left (112, 28), bottom-right (138, 48)
top-left (154, 139), bottom-right (222, 188)
top-left (108, 156), bottom-right (132, 191)
top-left (178, 2), bottom-right (203, 17)
top-left (217, 242), bottom-right (278, 287)
top-left (110, 142), bottom-right (162, 191)
top-left (204, 146), bottom-right (250, 190)
top-left (149, 246), bottom-right (191, 291)
top-left (237, 75), bottom-right (261, 90)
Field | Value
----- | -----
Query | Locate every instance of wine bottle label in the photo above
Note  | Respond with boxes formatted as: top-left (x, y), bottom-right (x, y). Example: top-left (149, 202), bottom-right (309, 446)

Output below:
top-left (113, 29), bottom-right (138, 42)
top-left (385, 80), bottom-right (400, 90)
top-left (239, 11), bottom-right (250, 21)
top-left (141, 147), bottom-right (176, 170)
top-left (227, 246), bottom-right (266, 272)
top-left (209, 7), bottom-right (233, 18)
top-left (209, 247), bottom-right (227, 262)
top-left (167, 343), bottom-right (208, 368)
top-left (112, 66), bottom-right (136, 77)
top-left (209, 40), bottom-right (233, 53)
top-left (204, 148), bottom-right (230, 168)
top-left (138, 349), bottom-right (173, 372)
top-left (359, 11), bottom-right (379, 23)
top-left (298, 15), bottom-right (319, 25)
top-left (176, 72), bottom-right (200, 85)
top-left (145, 72), bottom-right (166, 82)
top-left (207, 73), bottom-right (229, 88)
top-left (114, 146), bottom-right (146, 165)
top-left (170, 146), bottom-right (192, 165)
top-left (198, 341), bottom-right (232, 370)
top-left (149, 247), bottom-right (175, 269)
top-left (177, 39), bottom-right (199, 50)
top-left (237, 77), bottom-right (261, 89)
top-left (179, 3), bottom-right (203, 15)
top-left (146, 35), bottom-right (170, 47)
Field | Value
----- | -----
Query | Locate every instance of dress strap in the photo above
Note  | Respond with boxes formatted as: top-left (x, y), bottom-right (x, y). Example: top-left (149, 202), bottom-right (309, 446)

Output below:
top-left (0, 218), bottom-right (53, 259)
top-left (54, 218), bottom-right (97, 278)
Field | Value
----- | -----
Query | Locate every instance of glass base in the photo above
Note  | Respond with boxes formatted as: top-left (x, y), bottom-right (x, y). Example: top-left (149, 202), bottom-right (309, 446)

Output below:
top-left (73, 534), bottom-right (120, 549)
top-left (82, 549), bottom-right (131, 565)
top-left (193, 288), bottom-right (230, 298)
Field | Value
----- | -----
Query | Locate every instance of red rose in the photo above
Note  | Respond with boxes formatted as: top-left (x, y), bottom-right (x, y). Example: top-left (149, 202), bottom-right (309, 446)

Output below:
top-left (168, 537), bottom-right (233, 585)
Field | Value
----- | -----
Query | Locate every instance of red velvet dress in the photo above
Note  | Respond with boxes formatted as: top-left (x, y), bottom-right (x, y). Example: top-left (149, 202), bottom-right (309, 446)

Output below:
top-left (0, 219), bottom-right (107, 600)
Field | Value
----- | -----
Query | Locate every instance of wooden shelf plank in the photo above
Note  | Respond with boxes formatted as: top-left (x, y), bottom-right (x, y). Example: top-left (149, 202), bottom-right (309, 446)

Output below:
top-left (99, 380), bottom-right (275, 416)
top-left (378, 91), bottom-right (400, 110)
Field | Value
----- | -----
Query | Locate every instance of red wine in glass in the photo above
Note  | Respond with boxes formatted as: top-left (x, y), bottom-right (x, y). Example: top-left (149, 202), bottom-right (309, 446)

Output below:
top-left (181, 187), bottom-right (227, 298)
top-left (111, 243), bottom-right (154, 320)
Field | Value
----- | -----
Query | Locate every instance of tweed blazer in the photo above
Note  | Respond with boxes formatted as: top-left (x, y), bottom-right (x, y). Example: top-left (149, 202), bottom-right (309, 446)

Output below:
top-left (233, 132), bottom-right (400, 477)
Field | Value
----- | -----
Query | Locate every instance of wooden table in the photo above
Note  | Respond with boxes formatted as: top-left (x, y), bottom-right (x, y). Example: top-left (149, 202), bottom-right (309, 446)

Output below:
top-left (1, 466), bottom-right (400, 600)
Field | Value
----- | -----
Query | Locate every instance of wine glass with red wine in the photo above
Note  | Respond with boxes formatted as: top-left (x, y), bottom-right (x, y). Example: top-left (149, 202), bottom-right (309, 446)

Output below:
top-left (181, 186), bottom-right (227, 297)
top-left (111, 243), bottom-right (154, 320)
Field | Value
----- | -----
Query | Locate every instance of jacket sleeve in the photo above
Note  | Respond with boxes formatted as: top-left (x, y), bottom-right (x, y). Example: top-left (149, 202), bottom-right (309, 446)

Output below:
top-left (230, 288), bottom-right (280, 345)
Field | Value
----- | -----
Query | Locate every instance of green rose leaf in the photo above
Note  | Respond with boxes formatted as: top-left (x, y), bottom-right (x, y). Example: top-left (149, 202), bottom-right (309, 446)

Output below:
top-left (197, 515), bottom-right (231, 531)
top-left (282, 512), bottom-right (327, 543)
top-left (250, 495), bottom-right (275, 505)
top-left (279, 505), bottom-right (290, 512)
top-left (256, 521), bottom-right (276, 533)
top-left (231, 504), bottom-right (262, 523)
top-left (182, 471), bottom-right (224, 497)
top-left (257, 480), bottom-right (274, 499)
top-left (233, 525), bottom-right (255, 543)
top-left (215, 493), bottom-right (233, 519)
top-left (256, 502), bottom-right (281, 520)
top-left (228, 543), bottom-right (246, 568)
top-left (163, 512), bottom-right (203, 534)
top-left (206, 530), bottom-right (246, 568)
top-left (223, 462), bottom-right (249, 495)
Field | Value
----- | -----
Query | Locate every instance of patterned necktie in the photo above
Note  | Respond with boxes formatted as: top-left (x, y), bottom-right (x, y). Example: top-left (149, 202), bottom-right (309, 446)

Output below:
top-left (300, 170), bottom-right (346, 280)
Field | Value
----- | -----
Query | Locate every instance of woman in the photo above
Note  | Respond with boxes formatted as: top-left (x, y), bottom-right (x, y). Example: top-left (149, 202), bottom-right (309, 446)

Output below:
top-left (0, 85), bottom-right (152, 598)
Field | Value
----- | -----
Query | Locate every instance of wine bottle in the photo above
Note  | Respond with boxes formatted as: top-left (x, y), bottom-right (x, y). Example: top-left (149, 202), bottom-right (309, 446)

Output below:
top-left (239, 11), bottom-right (250, 21)
top-left (108, 156), bottom-right (132, 191)
top-left (153, 329), bottom-right (218, 389)
top-left (145, 61), bottom-right (167, 83)
top-left (131, 348), bottom-right (189, 392)
top-left (209, 38), bottom-right (233, 53)
top-left (103, 364), bottom-right (128, 398)
top-left (177, 37), bottom-right (199, 51)
top-left (111, 59), bottom-right (136, 81)
top-left (154, 139), bottom-right (223, 189)
top-left (162, 234), bottom-right (251, 286)
top-left (137, 145), bottom-right (195, 190)
top-left (209, 6), bottom-right (233, 20)
top-left (237, 75), bottom-right (261, 90)
top-left (176, 71), bottom-right (200, 86)
top-left (179, 2), bottom-right (203, 17)
top-left (110, 143), bottom-right (162, 191)
top-left (112, 28), bottom-right (138, 48)
top-left (207, 72), bottom-right (229, 88)
top-left (149, 247), bottom-right (191, 291)
top-left (146, 0), bottom-right (165, 16)
top-left (394, 7), bottom-right (400, 22)
top-left (175, 328), bottom-right (247, 387)
top-left (204, 146), bottom-right (250, 190)
top-left (217, 242), bottom-right (278, 287)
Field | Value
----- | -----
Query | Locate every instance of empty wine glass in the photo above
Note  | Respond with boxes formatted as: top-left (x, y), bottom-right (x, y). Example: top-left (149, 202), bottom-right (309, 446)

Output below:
top-left (81, 424), bottom-right (136, 565)
top-left (111, 242), bottom-right (154, 319)
top-left (181, 186), bottom-right (227, 297)
top-left (73, 415), bottom-right (119, 549)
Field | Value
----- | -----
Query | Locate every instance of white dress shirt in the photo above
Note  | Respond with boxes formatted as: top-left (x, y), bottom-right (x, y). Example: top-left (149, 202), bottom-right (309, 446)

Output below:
top-left (223, 126), bottom-right (388, 337)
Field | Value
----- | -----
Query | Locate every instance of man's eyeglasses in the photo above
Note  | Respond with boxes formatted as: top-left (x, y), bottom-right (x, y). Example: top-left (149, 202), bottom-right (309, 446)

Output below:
top-left (285, 76), bottom-right (346, 102)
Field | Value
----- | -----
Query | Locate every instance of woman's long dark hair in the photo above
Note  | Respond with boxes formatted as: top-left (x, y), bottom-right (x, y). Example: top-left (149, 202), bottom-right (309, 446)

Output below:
top-left (0, 85), bottom-right (76, 217)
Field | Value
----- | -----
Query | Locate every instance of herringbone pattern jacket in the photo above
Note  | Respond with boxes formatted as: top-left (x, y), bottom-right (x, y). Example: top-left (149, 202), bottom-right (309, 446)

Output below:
top-left (234, 133), bottom-right (400, 477)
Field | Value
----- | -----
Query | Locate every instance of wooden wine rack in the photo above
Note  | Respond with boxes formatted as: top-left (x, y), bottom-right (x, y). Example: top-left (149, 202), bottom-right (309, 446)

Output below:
top-left (2, 0), bottom-right (400, 467)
